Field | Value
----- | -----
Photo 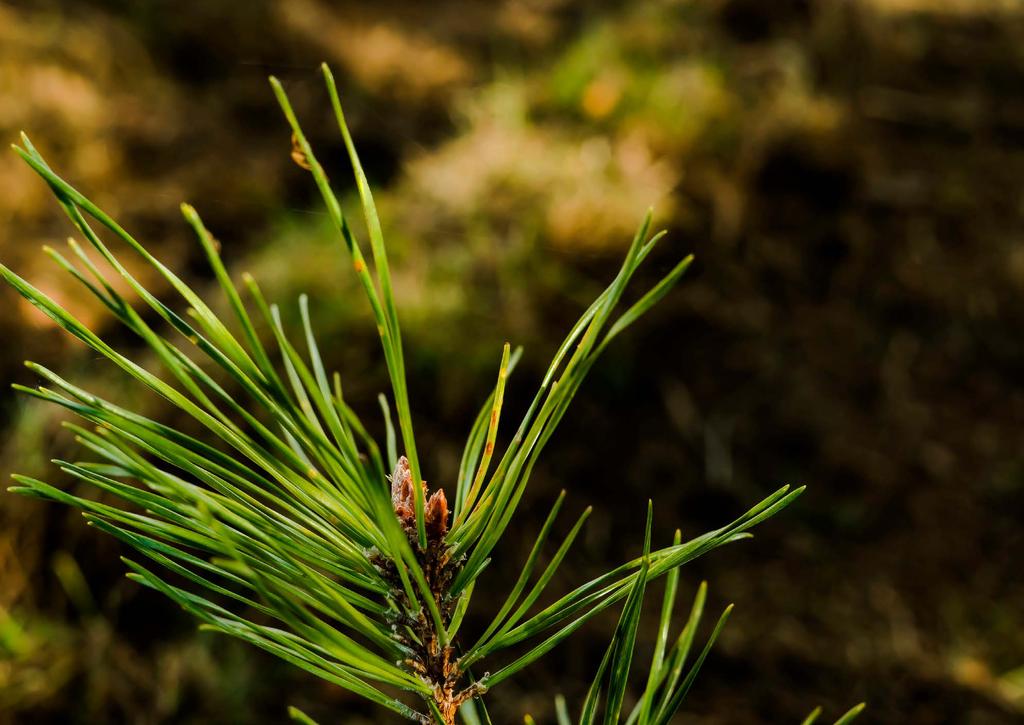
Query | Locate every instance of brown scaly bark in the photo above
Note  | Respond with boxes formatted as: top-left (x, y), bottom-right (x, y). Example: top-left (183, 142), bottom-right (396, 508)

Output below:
top-left (372, 457), bottom-right (483, 725)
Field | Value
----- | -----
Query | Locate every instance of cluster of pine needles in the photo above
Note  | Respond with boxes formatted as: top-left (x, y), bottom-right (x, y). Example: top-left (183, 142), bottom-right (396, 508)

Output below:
top-left (2, 64), bottom-right (862, 724)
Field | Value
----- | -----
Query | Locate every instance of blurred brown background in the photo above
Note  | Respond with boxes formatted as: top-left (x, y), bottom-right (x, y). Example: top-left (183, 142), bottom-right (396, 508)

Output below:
top-left (1, 0), bottom-right (1022, 722)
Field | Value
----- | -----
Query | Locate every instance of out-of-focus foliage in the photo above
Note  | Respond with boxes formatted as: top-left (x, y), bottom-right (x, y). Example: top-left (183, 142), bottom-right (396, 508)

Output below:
top-left (1, 0), bottom-right (1023, 722)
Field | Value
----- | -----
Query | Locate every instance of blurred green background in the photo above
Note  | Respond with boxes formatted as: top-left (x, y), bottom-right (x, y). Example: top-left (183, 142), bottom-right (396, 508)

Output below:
top-left (1, 0), bottom-right (1022, 722)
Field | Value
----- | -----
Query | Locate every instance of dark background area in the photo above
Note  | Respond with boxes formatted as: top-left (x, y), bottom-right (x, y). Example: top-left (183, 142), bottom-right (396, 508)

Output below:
top-left (1, 0), bottom-right (1022, 722)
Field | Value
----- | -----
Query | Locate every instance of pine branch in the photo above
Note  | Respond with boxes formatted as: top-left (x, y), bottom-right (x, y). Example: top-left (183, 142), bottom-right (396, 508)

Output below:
top-left (1, 65), bottom-right (830, 723)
